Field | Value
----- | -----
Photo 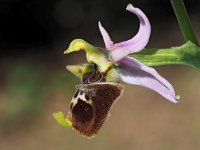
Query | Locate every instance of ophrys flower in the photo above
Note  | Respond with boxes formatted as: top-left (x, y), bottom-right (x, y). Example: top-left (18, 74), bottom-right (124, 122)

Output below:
top-left (53, 3), bottom-right (180, 138)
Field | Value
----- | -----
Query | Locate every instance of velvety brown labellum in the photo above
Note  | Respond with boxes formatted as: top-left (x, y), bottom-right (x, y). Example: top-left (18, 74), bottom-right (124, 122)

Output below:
top-left (68, 82), bottom-right (124, 137)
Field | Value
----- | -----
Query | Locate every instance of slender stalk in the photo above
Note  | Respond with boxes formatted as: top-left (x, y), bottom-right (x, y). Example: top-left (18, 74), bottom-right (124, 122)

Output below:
top-left (131, 48), bottom-right (185, 67)
top-left (130, 41), bottom-right (200, 70)
top-left (170, 0), bottom-right (199, 46)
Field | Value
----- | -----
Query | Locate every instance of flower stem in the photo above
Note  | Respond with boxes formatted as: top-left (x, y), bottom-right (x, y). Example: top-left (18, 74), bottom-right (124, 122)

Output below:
top-left (170, 0), bottom-right (199, 46)
top-left (130, 41), bottom-right (200, 70)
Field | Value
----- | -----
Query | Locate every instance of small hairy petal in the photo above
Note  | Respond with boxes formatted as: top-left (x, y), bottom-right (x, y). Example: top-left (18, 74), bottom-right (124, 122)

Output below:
top-left (111, 4), bottom-right (151, 62)
top-left (98, 21), bottom-right (114, 50)
top-left (117, 57), bottom-right (179, 103)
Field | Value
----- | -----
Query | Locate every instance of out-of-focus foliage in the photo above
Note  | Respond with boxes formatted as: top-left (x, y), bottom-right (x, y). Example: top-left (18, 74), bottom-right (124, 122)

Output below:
top-left (0, 62), bottom-right (78, 134)
top-left (1, 63), bottom-right (46, 132)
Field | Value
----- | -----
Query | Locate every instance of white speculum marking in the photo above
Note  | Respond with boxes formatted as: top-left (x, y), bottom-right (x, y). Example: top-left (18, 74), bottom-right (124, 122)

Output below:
top-left (71, 91), bottom-right (92, 108)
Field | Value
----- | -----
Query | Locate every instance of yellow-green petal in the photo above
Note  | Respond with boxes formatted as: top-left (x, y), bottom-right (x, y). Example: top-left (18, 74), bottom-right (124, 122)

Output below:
top-left (53, 112), bottom-right (72, 128)
top-left (66, 64), bottom-right (94, 78)
top-left (64, 39), bottom-right (113, 73)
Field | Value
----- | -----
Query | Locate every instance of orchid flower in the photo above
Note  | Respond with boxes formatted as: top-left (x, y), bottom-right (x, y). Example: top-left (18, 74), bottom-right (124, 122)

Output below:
top-left (98, 4), bottom-right (180, 103)
top-left (53, 3), bottom-right (182, 138)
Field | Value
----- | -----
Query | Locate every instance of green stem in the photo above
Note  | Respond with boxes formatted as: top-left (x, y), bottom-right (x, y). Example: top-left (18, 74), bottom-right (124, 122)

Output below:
top-left (131, 48), bottom-right (185, 67)
top-left (170, 0), bottom-right (199, 46)
top-left (130, 41), bottom-right (200, 70)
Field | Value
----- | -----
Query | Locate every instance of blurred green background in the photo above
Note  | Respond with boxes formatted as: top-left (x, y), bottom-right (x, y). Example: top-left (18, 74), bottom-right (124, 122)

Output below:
top-left (0, 0), bottom-right (200, 150)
